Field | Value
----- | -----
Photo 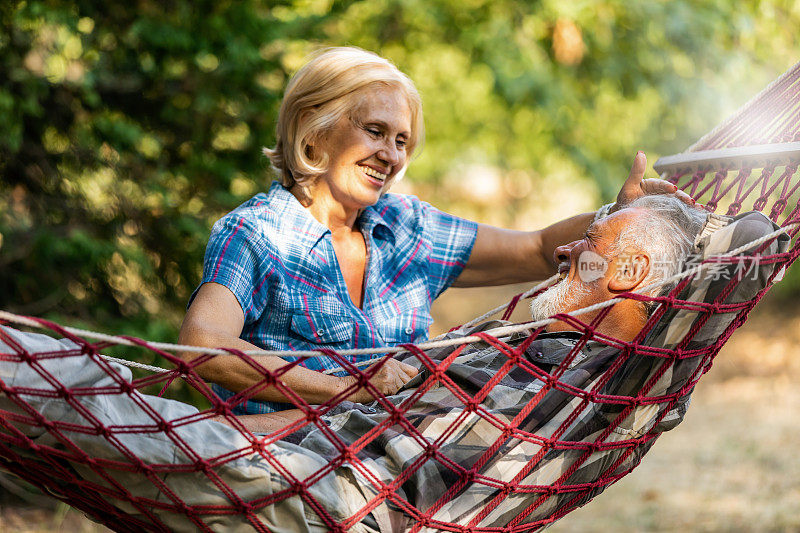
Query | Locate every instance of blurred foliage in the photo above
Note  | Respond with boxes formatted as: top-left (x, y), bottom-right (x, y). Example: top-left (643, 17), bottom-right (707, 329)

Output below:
top-left (1, 0), bottom-right (799, 354)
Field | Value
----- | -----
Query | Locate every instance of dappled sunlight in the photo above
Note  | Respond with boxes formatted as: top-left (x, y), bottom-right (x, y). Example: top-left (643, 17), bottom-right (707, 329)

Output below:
top-left (2, 0), bottom-right (800, 529)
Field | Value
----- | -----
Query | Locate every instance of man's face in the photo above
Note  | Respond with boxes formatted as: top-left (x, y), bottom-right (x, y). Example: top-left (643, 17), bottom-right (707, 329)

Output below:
top-left (531, 209), bottom-right (645, 329)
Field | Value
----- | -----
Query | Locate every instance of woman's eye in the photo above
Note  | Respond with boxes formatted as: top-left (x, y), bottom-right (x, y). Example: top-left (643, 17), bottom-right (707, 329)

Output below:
top-left (366, 127), bottom-right (381, 136)
top-left (396, 138), bottom-right (407, 148)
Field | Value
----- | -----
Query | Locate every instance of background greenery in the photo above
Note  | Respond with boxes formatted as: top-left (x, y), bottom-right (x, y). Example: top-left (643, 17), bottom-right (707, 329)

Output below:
top-left (1, 1), bottom-right (800, 529)
top-left (1, 0), bottom-right (798, 339)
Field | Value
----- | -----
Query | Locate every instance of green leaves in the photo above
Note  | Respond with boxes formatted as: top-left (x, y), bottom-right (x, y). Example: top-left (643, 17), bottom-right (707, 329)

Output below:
top-left (1, 0), bottom-right (797, 353)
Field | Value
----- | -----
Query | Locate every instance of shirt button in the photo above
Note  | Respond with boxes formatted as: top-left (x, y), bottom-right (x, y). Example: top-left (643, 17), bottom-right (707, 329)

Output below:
top-left (405, 327), bottom-right (414, 335)
top-left (316, 329), bottom-right (326, 336)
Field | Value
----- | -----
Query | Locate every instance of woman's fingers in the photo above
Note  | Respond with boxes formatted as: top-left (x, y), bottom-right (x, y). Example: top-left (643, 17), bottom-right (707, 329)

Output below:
top-left (639, 178), bottom-right (676, 195)
top-left (626, 151), bottom-right (647, 184)
top-left (365, 358), bottom-right (419, 396)
top-left (340, 357), bottom-right (422, 403)
top-left (615, 152), bottom-right (648, 206)
top-left (397, 360), bottom-right (419, 380)
top-left (640, 178), bottom-right (696, 206)
top-left (615, 152), bottom-right (699, 209)
top-left (383, 360), bottom-right (418, 392)
top-left (675, 189), bottom-right (696, 206)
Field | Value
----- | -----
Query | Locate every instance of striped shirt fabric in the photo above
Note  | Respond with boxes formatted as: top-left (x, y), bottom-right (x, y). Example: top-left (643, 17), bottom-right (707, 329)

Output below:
top-left (195, 181), bottom-right (478, 413)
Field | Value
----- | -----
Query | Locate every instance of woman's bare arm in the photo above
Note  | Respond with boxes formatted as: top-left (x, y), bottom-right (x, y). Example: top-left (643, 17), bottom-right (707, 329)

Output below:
top-left (212, 409), bottom-right (308, 434)
top-left (452, 213), bottom-right (593, 287)
top-left (178, 283), bottom-right (417, 405)
top-left (454, 152), bottom-right (693, 287)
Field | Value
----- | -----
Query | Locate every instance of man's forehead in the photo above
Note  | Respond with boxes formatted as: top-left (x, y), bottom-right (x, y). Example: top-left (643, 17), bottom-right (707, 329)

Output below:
top-left (595, 208), bottom-right (640, 237)
top-left (586, 217), bottom-right (611, 239)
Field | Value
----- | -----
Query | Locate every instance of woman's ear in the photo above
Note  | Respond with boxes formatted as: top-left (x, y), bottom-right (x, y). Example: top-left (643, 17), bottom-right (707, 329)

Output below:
top-left (607, 251), bottom-right (651, 292)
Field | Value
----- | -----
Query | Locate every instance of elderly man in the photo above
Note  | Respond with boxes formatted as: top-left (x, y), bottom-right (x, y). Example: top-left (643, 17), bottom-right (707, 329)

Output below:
top-left (531, 193), bottom-right (707, 341)
top-left (1, 196), bottom-right (729, 532)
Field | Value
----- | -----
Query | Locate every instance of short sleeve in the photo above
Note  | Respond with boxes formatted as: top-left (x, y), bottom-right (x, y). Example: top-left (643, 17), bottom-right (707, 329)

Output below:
top-left (418, 200), bottom-right (478, 299)
top-left (196, 215), bottom-right (270, 323)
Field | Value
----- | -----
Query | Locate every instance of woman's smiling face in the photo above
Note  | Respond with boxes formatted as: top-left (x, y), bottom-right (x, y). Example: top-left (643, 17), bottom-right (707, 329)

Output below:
top-left (311, 85), bottom-right (412, 213)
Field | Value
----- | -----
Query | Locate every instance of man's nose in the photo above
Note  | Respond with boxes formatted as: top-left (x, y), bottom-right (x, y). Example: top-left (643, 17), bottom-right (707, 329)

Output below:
top-left (553, 240), bottom-right (580, 264)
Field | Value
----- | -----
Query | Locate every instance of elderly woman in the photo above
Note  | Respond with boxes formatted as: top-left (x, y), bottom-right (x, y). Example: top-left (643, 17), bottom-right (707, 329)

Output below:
top-left (179, 47), bottom-right (688, 415)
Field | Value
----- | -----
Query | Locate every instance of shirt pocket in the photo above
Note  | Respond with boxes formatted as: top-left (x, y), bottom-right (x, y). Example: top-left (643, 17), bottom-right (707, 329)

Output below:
top-left (377, 307), bottom-right (434, 345)
top-left (289, 297), bottom-right (355, 345)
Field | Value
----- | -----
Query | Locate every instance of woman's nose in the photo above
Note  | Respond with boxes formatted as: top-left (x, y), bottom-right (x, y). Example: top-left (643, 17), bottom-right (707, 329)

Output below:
top-left (553, 240), bottom-right (580, 264)
top-left (377, 141), bottom-right (401, 166)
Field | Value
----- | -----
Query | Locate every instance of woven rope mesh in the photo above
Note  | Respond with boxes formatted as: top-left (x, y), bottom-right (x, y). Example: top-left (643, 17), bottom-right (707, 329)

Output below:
top-left (1, 63), bottom-right (799, 532)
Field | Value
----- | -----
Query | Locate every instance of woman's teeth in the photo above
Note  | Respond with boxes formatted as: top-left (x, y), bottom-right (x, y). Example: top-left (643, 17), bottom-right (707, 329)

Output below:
top-left (361, 166), bottom-right (387, 182)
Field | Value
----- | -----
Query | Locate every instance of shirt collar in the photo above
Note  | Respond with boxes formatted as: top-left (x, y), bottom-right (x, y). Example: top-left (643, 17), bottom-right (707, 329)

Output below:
top-left (269, 181), bottom-right (395, 245)
top-left (268, 181), bottom-right (329, 246)
top-left (360, 200), bottom-right (396, 244)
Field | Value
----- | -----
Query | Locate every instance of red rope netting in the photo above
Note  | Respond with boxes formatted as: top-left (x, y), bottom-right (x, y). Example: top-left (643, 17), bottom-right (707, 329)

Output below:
top-left (0, 63), bottom-right (798, 532)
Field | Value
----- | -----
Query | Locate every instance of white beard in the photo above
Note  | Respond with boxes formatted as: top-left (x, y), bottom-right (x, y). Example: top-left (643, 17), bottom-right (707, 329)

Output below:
top-left (530, 277), bottom-right (592, 322)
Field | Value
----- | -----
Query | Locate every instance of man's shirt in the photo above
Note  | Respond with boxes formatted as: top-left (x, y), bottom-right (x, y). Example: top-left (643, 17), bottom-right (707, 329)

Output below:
top-left (195, 181), bottom-right (478, 413)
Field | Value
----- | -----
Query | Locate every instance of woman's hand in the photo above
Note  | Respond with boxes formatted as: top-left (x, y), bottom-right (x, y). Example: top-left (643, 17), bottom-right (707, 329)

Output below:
top-left (342, 357), bottom-right (419, 403)
top-left (612, 151), bottom-right (696, 212)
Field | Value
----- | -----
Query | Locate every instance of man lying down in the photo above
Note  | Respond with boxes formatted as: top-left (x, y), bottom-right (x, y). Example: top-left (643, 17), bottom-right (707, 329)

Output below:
top-left (0, 196), bottom-right (785, 532)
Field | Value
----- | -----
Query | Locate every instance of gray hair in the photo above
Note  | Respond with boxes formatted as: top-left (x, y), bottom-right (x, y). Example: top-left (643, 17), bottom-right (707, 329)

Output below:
top-left (606, 195), bottom-right (708, 313)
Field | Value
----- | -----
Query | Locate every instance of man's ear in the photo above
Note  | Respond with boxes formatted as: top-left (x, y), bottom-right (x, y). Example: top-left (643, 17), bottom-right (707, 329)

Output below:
top-left (607, 251), bottom-right (651, 292)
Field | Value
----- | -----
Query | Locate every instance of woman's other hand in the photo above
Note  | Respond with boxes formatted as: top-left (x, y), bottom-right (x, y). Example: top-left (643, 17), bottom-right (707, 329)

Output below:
top-left (613, 151), bottom-right (696, 212)
top-left (343, 357), bottom-right (419, 403)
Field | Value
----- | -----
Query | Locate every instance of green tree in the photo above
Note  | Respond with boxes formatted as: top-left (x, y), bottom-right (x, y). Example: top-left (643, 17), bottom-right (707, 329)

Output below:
top-left (1, 0), bottom-right (798, 346)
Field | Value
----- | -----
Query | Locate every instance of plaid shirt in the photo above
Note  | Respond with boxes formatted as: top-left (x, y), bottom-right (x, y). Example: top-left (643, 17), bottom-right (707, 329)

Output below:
top-left (195, 181), bottom-right (477, 414)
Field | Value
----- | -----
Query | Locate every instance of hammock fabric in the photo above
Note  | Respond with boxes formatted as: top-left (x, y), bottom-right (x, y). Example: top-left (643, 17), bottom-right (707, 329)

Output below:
top-left (0, 62), bottom-right (799, 532)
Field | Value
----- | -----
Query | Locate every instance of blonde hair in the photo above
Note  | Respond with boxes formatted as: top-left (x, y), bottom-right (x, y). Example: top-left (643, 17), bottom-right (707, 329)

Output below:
top-left (263, 47), bottom-right (423, 188)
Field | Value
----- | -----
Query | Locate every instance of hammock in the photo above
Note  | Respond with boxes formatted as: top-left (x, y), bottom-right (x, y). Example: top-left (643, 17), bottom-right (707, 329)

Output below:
top-left (1, 62), bottom-right (799, 532)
